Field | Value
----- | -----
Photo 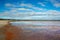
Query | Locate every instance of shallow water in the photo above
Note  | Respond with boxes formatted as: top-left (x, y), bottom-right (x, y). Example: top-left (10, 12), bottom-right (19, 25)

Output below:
top-left (10, 21), bottom-right (60, 32)
top-left (10, 21), bottom-right (60, 26)
top-left (9, 21), bottom-right (60, 40)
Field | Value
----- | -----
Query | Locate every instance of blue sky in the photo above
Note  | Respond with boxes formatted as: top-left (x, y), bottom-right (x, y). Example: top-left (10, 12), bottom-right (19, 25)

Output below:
top-left (0, 0), bottom-right (60, 20)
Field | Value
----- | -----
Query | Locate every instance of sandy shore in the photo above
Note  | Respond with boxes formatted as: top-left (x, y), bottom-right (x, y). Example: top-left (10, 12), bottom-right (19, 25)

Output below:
top-left (0, 20), bottom-right (9, 27)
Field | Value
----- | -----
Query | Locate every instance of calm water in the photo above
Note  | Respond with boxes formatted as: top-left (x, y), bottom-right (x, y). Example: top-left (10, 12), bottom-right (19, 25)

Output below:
top-left (9, 21), bottom-right (60, 31)
top-left (10, 21), bottom-right (60, 37)
top-left (10, 21), bottom-right (60, 26)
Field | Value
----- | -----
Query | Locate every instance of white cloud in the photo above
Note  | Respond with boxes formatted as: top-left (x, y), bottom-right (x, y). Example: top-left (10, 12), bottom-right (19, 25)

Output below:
top-left (2, 3), bottom-right (60, 16)
top-left (0, 8), bottom-right (35, 17)
top-left (3, 2), bottom-right (60, 19)
top-left (5, 3), bottom-right (46, 12)
top-left (20, 3), bottom-right (46, 11)
top-left (5, 3), bottom-right (18, 8)
top-left (38, 2), bottom-right (45, 6)
top-left (54, 3), bottom-right (60, 7)
top-left (20, 3), bottom-right (34, 8)
top-left (50, 0), bottom-right (60, 7)
top-left (44, 10), bottom-right (60, 16)
top-left (32, 10), bottom-right (60, 16)
top-left (0, 8), bottom-right (60, 20)
top-left (1, 9), bottom-right (60, 16)
top-left (17, 8), bottom-right (31, 11)
top-left (32, 7), bottom-right (46, 11)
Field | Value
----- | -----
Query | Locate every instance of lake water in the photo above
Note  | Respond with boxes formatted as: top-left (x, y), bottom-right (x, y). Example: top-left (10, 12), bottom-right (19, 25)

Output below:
top-left (9, 21), bottom-right (60, 31)
top-left (10, 21), bottom-right (60, 38)
top-left (10, 21), bottom-right (60, 26)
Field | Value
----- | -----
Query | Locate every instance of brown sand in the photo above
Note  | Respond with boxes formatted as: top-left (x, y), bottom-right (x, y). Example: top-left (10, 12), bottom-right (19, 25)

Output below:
top-left (0, 24), bottom-right (23, 40)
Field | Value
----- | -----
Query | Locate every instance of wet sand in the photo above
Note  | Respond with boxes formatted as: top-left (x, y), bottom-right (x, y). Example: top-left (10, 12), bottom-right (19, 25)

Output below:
top-left (0, 21), bottom-right (60, 40)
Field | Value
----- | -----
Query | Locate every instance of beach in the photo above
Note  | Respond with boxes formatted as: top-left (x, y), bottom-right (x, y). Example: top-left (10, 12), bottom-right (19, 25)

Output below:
top-left (0, 20), bottom-right (60, 40)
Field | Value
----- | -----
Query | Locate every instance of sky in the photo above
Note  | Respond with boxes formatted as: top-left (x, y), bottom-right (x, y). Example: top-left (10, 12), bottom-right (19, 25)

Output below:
top-left (0, 0), bottom-right (60, 20)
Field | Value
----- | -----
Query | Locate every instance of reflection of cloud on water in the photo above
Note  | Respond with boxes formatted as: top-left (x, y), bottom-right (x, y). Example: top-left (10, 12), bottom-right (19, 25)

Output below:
top-left (10, 21), bottom-right (60, 26)
top-left (9, 21), bottom-right (60, 32)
